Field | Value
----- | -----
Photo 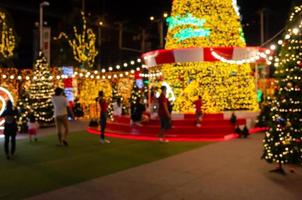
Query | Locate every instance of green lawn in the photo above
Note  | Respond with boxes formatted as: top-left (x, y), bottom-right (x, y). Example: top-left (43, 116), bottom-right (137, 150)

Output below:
top-left (0, 132), bottom-right (210, 199)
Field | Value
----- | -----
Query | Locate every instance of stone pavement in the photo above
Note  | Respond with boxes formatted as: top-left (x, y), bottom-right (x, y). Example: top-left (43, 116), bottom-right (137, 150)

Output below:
top-left (29, 133), bottom-right (302, 200)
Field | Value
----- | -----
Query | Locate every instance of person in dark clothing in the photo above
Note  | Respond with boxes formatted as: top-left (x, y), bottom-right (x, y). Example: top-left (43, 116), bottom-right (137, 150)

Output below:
top-left (96, 91), bottom-right (110, 144)
top-left (130, 97), bottom-right (147, 126)
top-left (158, 86), bottom-right (171, 142)
top-left (1, 100), bottom-right (18, 160)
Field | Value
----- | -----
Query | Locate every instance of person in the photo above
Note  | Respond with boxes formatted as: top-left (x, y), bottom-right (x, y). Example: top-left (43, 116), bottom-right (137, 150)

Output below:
top-left (193, 95), bottom-right (203, 127)
top-left (1, 100), bottom-right (18, 160)
top-left (158, 86), bottom-right (171, 142)
top-left (96, 91), bottom-right (110, 144)
top-left (130, 97), bottom-right (148, 126)
top-left (67, 101), bottom-right (75, 120)
top-left (149, 91), bottom-right (159, 119)
top-left (27, 114), bottom-right (39, 142)
top-left (73, 97), bottom-right (84, 119)
top-left (112, 98), bottom-right (122, 116)
top-left (52, 87), bottom-right (69, 146)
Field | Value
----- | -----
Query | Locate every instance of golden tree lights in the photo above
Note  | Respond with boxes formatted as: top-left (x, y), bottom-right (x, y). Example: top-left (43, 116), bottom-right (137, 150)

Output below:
top-left (55, 12), bottom-right (98, 68)
top-left (262, 5), bottom-right (302, 166)
top-left (165, 0), bottom-right (245, 49)
top-left (0, 11), bottom-right (15, 59)
top-left (158, 0), bottom-right (258, 113)
top-left (77, 78), bottom-right (111, 119)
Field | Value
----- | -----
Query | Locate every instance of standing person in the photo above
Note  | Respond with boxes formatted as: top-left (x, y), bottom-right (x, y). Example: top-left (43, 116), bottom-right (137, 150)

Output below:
top-left (158, 86), bottom-right (171, 142)
top-left (52, 87), bottom-right (69, 146)
top-left (27, 114), bottom-right (39, 142)
top-left (97, 91), bottom-right (110, 144)
top-left (193, 95), bottom-right (203, 127)
top-left (1, 100), bottom-right (18, 160)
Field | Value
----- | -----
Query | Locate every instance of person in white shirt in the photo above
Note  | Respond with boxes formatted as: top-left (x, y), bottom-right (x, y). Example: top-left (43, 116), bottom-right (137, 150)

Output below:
top-left (112, 98), bottom-right (122, 116)
top-left (52, 87), bottom-right (69, 146)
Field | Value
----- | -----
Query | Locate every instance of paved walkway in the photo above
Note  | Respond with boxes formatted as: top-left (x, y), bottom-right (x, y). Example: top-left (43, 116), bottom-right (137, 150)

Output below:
top-left (29, 133), bottom-right (302, 200)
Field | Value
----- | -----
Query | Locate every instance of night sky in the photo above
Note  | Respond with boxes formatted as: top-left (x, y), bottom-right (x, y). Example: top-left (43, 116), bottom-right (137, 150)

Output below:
top-left (0, 0), bottom-right (298, 67)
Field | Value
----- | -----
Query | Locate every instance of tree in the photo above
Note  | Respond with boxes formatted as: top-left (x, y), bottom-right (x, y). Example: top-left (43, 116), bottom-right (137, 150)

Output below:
top-left (29, 52), bottom-right (54, 127)
top-left (16, 87), bottom-right (30, 133)
top-left (160, 0), bottom-right (258, 112)
top-left (262, 4), bottom-right (302, 173)
top-left (0, 9), bottom-right (16, 64)
top-left (54, 12), bottom-right (98, 69)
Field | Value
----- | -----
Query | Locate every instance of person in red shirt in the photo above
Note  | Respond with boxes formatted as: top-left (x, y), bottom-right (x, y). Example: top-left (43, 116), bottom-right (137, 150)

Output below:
top-left (97, 91), bottom-right (110, 144)
top-left (158, 86), bottom-right (171, 142)
top-left (193, 95), bottom-right (203, 127)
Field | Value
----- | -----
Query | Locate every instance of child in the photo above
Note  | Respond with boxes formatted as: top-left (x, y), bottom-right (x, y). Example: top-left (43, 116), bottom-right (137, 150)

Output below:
top-left (28, 115), bottom-right (39, 142)
top-left (193, 96), bottom-right (203, 127)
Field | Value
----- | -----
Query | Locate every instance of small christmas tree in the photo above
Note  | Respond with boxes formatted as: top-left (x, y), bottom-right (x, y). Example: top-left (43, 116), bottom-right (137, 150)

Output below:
top-left (17, 87), bottom-right (30, 133)
top-left (29, 51), bottom-right (54, 127)
top-left (262, 4), bottom-right (302, 174)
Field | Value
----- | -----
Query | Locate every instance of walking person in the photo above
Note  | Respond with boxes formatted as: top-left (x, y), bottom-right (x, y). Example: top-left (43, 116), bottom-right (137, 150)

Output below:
top-left (158, 86), bottom-right (171, 142)
top-left (52, 87), bottom-right (69, 146)
top-left (27, 114), bottom-right (39, 142)
top-left (96, 91), bottom-right (110, 144)
top-left (1, 100), bottom-right (18, 160)
top-left (193, 95), bottom-right (203, 127)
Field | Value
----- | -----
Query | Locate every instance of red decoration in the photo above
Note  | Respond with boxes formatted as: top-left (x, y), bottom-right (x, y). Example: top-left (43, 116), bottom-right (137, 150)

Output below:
top-left (142, 47), bottom-right (267, 68)
top-left (64, 78), bottom-right (73, 88)
top-left (134, 71), bottom-right (141, 80)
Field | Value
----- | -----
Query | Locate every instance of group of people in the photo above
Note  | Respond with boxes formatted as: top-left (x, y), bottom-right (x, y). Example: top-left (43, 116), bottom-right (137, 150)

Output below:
top-left (2, 86), bottom-right (203, 159)
top-left (97, 86), bottom-right (203, 143)
top-left (1, 87), bottom-right (71, 160)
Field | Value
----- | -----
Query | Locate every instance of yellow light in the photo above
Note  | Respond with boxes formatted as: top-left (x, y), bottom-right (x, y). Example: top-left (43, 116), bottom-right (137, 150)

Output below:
top-left (54, 12), bottom-right (98, 68)
top-left (159, 0), bottom-right (258, 112)
top-left (0, 12), bottom-right (16, 59)
top-left (163, 13), bottom-right (168, 18)
top-left (150, 16), bottom-right (155, 21)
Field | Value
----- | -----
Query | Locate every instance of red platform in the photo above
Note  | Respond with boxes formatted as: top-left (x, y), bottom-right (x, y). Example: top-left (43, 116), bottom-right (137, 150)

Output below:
top-left (87, 113), bottom-right (249, 142)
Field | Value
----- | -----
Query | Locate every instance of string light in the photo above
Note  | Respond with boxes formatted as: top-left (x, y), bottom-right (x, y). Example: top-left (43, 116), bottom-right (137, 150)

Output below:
top-left (0, 11), bottom-right (16, 59)
top-left (54, 12), bottom-right (98, 68)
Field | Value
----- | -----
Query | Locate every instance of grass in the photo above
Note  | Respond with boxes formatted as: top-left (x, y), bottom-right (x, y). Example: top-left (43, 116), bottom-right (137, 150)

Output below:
top-left (0, 131), bottom-right (210, 199)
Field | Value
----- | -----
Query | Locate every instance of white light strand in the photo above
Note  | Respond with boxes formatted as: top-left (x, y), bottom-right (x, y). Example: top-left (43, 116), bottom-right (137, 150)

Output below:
top-left (210, 49), bottom-right (268, 65)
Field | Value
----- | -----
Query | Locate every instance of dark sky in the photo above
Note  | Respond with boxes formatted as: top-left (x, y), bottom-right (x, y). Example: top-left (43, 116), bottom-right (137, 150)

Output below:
top-left (0, 0), bottom-right (297, 67)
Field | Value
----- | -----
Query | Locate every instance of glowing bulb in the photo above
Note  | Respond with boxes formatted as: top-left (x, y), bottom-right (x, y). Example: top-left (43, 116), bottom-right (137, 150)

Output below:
top-left (293, 28), bottom-right (299, 34)
top-left (270, 44), bottom-right (276, 50)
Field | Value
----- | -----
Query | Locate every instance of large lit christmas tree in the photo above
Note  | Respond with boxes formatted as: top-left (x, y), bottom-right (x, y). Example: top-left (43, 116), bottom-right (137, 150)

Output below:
top-left (153, 0), bottom-right (258, 112)
top-left (262, 5), bottom-right (302, 173)
top-left (29, 52), bottom-right (54, 126)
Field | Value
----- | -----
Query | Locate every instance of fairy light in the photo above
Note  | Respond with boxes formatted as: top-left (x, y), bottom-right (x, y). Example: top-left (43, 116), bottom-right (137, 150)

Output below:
top-left (0, 12), bottom-right (16, 59)
top-left (54, 12), bottom-right (98, 68)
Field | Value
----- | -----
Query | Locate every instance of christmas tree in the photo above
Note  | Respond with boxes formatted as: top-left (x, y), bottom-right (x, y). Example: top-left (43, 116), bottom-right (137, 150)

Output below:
top-left (262, 5), bottom-right (302, 172)
top-left (16, 87), bottom-right (30, 133)
top-left (160, 0), bottom-right (258, 112)
top-left (29, 51), bottom-right (54, 126)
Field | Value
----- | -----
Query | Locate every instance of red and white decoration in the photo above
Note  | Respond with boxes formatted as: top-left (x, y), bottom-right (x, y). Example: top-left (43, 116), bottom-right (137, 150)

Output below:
top-left (0, 87), bottom-right (14, 130)
top-left (142, 47), bottom-right (268, 68)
